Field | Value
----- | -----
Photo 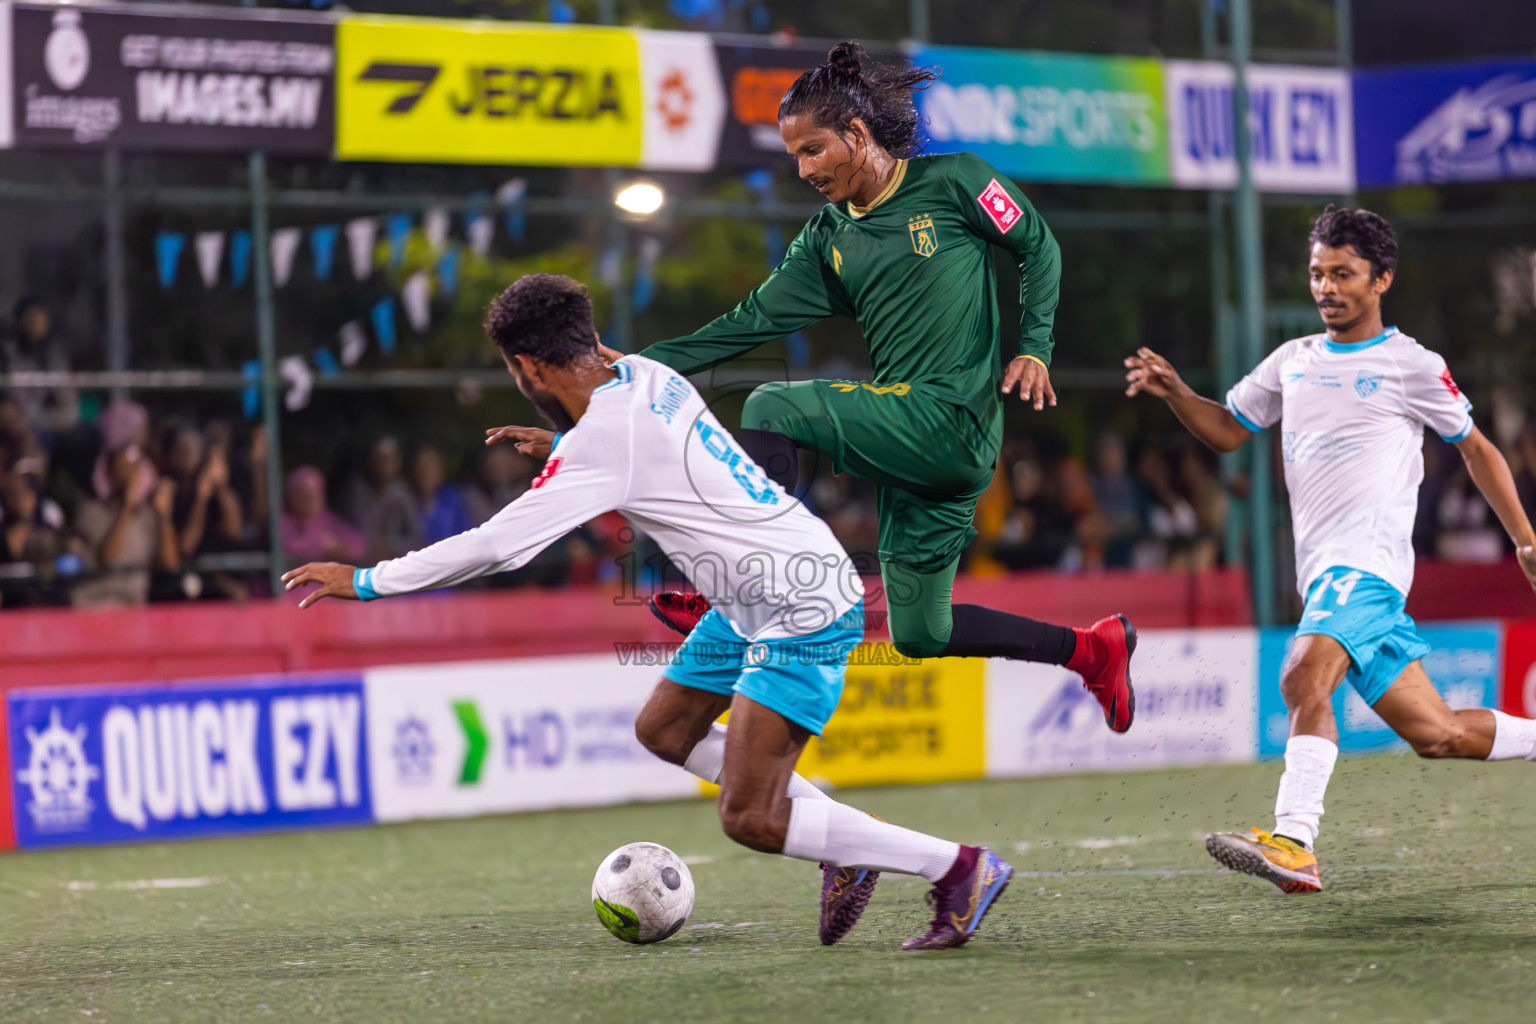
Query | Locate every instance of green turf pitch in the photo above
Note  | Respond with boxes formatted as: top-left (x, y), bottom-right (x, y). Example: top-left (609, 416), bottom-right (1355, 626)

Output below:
top-left (3, 756), bottom-right (1535, 1023)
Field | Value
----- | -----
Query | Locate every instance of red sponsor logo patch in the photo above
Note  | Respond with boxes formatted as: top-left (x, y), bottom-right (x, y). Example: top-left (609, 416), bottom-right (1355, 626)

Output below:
top-left (1440, 367), bottom-right (1462, 398)
top-left (976, 178), bottom-right (1023, 233)
top-left (531, 456), bottom-right (563, 489)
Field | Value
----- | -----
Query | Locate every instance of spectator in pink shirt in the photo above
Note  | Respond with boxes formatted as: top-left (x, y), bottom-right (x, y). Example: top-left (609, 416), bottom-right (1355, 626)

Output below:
top-left (281, 465), bottom-right (363, 568)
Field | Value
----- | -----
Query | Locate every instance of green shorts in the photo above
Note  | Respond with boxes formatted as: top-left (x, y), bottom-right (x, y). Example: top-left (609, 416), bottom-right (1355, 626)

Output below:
top-left (741, 379), bottom-right (998, 574)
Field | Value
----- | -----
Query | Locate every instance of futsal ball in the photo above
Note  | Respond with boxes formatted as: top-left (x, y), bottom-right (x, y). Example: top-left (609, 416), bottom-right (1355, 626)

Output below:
top-left (591, 842), bottom-right (695, 944)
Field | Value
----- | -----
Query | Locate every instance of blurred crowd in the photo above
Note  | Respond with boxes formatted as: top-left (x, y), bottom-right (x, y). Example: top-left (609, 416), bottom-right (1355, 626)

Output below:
top-left (4, 296), bottom-right (1536, 611)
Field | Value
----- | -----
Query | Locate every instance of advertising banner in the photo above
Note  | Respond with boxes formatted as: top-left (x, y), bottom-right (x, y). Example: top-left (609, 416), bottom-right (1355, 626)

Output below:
top-left (1354, 59), bottom-right (1536, 187)
top-left (794, 650), bottom-right (986, 788)
top-left (10, 3), bottom-right (334, 153)
top-left (637, 30), bottom-right (726, 172)
top-left (1500, 621), bottom-right (1536, 717)
top-left (987, 630), bottom-right (1257, 777)
top-left (335, 16), bottom-right (642, 166)
top-left (1165, 61), bottom-right (1354, 193)
top-left (1257, 622), bottom-right (1502, 757)
top-left (7, 676), bottom-right (372, 848)
top-left (365, 657), bottom-right (696, 823)
top-left (914, 46), bottom-right (1168, 185)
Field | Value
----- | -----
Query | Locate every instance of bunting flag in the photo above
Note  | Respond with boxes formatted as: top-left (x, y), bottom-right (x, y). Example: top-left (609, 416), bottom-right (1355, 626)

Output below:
top-left (346, 217), bottom-right (377, 279)
top-left (466, 213), bottom-right (494, 257)
top-left (310, 224), bottom-right (339, 281)
top-left (401, 271), bottom-right (432, 332)
top-left (155, 232), bottom-right (185, 289)
top-left (386, 213), bottom-right (413, 267)
top-left (240, 360), bottom-right (260, 418)
top-left (599, 247), bottom-right (622, 288)
top-left (230, 230), bottom-right (252, 288)
top-left (312, 347), bottom-right (341, 379)
top-left (279, 355), bottom-right (314, 412)
top-left (271, 228), bottom-right (303, 287)
top-left (423, 208), bottom-right (450, 251)
top-left (436, 247), bottom-right (461, 299)
top-left (371, 296), bottom-right (397, 354)
top-left (786, 330), bottom-right (810, 368)
top-left (338, 320), bottom-right (367, 367)
top-left (632, 235), bottom-right (663, 313)
top-left (194, 232), bottom-right (225, 289)
top-left (497, 178), bottom-right (528, 244)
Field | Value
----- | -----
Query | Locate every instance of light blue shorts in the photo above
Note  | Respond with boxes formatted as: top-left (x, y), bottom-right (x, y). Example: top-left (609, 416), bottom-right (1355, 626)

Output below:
top-left (665, 601), bottom-right (864, 735)
top-left (1294, 565), bottom-right (1430, 706)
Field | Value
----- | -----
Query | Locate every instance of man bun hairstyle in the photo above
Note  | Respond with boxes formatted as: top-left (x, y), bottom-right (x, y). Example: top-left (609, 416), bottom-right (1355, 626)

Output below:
top-left (778, 40), bottom-right (941, 158)
top-left (485, 273), bottom-right (598, 367)
top-left (1309, 204), bottom-right (1398, 280)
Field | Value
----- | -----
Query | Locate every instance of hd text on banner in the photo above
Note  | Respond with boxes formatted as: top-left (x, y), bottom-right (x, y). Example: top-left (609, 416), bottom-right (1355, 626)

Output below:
top-left (914, 46), bottom-right (1169, 185)
top-left (8, 676), bottom-right (372, 849)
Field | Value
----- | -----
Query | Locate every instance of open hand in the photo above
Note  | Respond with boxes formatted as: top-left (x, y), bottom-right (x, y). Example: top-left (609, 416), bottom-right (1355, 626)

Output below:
top-left (1125, 347), bottom-right (1187, 399)
top-left (1002, 356), bottom-right (1056, 411)
top-left (281, 562), bottom-right (359, 609)
top-left (485, 425), bottom-right (555, 459)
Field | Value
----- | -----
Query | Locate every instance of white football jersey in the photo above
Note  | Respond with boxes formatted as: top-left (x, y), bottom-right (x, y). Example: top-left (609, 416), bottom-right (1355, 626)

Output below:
top-left (1225, 327), bottom-right (1474, 597)
top-left (358, 355), bottom-right (862, 640)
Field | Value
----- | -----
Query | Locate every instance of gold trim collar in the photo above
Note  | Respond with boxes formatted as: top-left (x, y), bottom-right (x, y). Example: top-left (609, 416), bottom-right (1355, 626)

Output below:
top-left (848, 159), bottom-right (908, 218)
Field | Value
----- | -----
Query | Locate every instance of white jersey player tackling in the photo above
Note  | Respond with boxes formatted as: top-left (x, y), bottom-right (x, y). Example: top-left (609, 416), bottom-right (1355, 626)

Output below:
top-left (1127, 206), bottom-right (1536, 892)
top-left (284, 273), bottom-right (1013, 948)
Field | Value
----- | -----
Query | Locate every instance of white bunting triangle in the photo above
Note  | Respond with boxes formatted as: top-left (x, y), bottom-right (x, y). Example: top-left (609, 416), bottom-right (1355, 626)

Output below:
top-left (270, 228), bottom-right (302, 287)
top-left (279, 355), bottom-right (314, 412)
top-left (467, 215), bottom-right (494, 257)
top-left (346, 217), bottom-right (377, 280)
top-left (402, 271), bottom-right (431, 332)
top-left (338, 320), bottom-right (368, 367)
top-left (194, 232), bottom-right (225, 289)
top-left (424, 208), bottom-right (450, 251)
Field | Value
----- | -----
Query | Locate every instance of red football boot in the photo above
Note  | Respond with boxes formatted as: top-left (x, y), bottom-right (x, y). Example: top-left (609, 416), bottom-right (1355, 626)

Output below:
top-left (649, 591), bottom-right (712, 637)
top-left (1065, 614), bottom-right (1137, 733)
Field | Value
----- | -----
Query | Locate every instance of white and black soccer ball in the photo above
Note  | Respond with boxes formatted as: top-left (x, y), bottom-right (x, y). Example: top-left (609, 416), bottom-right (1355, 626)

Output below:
top-left (591, 842), bottom-right (695, 944)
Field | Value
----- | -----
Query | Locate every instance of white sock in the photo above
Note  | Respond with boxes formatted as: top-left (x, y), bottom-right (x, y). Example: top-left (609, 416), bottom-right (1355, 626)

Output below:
top-left (1273, 734), bottom-right (1339, 850)
top-left (1486, 710), bottom-right (1536, 761)
top-left (681, 723), bottom-right (831, 800)
top-left (782, 797), bottom-right (960, 882)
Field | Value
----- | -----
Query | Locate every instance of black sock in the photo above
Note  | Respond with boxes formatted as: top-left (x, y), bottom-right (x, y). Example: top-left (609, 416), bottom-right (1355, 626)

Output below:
top-left (941, 604), bottom-right (1077, 664)
top-left (738, 428), bottom-right (799, 493)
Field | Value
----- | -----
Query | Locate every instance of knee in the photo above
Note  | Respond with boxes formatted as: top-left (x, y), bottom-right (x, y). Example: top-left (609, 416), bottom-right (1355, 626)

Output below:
top-left (717, 794), bottom-right (786, 853)
top-left (741, 383), bottom-right (791, 433)
top-left (891, 634), bottom-right (947, 660)
top-left (633, 706), bottom-right (693, 766)
top-left (1279, 672), bottom-right (1333, 716)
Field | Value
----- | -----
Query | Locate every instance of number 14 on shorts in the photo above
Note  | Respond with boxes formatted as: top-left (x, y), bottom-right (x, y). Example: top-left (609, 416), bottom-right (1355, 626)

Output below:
top-left (1306, 570), bottom-right (1363, 620)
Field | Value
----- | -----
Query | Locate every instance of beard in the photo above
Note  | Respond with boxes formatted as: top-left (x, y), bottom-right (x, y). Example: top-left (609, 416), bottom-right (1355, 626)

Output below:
top-left (532, 391), bottom-right (576, 434)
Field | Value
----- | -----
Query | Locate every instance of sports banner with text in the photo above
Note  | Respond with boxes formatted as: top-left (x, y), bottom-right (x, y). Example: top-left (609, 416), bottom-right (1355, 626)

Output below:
top-left (913, 46), bottom-right (1169, 185)
top-left (1354, 58), bottom-right (1536, 187)
top-left (987, 629), bottom-right (1257, 777)
top-left (1257, 622), bottom-right (1503, 758)
top-left (7, 676), bottom-right (372, 848)
top-left (1165, 61), bottom-right (1354, 193)
top-left (364, 656), bottom-right (697, 823)
top-left (335, 16), bottom-right (643, 166)
top-left (9, 2), bottom-right (334, 153)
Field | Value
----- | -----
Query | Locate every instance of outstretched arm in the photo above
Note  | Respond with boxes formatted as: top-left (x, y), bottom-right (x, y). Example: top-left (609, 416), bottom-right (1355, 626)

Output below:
top-left (640, 223), bottom-right (851, 376)
top-left (1454, 427), bottom-right (1536, 594)
top-left (1125, 347), bottom-right (1253, 453)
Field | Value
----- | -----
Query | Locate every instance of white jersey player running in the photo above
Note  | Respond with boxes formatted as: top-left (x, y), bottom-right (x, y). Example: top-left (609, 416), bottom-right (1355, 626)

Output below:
top-left (283, 274), bottom-right (1013, 948)
top-left (1126, 206), bottom-right (1536, 893)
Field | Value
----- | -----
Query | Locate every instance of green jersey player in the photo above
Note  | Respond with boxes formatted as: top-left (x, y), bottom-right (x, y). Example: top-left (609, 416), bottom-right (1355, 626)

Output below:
top-left (633, 41), bottom-right (1136, 733)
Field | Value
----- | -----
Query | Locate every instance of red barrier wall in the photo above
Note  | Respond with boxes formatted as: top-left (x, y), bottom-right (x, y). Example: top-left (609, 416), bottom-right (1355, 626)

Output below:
top-left (1406, 558), bottom-right (1536, 622)
top-left (1502, 622), bottom-right (1536, 718)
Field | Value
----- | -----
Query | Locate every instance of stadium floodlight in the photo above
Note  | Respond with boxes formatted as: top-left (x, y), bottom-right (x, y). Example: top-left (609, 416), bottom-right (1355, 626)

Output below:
top-left (614, 182), bottom-right (665, 216)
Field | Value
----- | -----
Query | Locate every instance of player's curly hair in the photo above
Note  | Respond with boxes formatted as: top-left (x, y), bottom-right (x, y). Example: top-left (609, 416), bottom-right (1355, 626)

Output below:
top-left (485, 273), bottom-right (598, 367)
top-left (1309, 204), bottom-right (1398, 280)
top-left (778, 40), bottom-right (940, 158)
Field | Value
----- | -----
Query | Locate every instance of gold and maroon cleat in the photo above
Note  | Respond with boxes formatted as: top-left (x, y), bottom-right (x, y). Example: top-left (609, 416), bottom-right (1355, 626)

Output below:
top-left (1206, 827), bottom-right (1322, 893)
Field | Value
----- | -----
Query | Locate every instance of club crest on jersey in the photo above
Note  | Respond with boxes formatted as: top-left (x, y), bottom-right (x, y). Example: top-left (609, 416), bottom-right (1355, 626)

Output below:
top-left (1354, 371), bottom-right (1383, 398)
top-left (908, 215), bottom-right (937, 257)
top-left (976, 179), bottom-right (1022, 233)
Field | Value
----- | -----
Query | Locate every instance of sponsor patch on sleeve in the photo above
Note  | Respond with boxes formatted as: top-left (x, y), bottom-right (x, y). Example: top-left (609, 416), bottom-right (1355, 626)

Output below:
top-left (1439, 366), bottom-right (1462, 398)
top-left (530, 457), bottom-right (563, 489)
top-left (976, 179), bottom-right (1023, 234)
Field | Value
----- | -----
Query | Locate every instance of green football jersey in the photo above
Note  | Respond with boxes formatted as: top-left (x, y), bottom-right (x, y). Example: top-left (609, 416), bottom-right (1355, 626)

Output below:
top-left (640, 152), bottom-right (1060, 420)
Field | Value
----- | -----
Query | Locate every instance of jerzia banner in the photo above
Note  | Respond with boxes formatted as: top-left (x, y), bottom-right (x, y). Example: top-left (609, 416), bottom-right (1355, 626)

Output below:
top-left (9, 2), bottom-right (334, 152)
